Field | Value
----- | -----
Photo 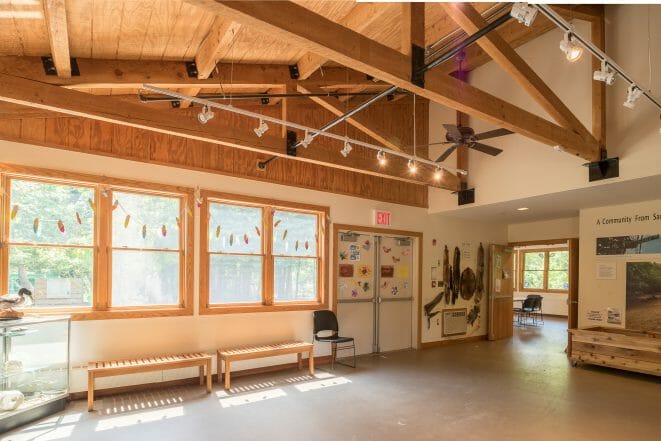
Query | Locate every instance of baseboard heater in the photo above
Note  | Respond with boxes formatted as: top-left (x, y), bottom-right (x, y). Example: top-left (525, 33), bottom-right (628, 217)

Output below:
top-left (442, 308), bottom-right (467, 337)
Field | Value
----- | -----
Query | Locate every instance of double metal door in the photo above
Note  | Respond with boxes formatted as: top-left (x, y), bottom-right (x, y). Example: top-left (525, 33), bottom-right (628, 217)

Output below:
top-left (336, 232), bottom-right (414, 354)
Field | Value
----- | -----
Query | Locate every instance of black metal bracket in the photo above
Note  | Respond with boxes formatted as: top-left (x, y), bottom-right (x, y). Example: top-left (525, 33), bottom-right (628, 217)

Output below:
top-left (587, 156), bottom-right (619, 182)
top-left (171, 100), bottom-right (181, 109)
top-left (186, 61), bottom-right (199, 78)
top-left (289, 64), bottom-right (300, 80)
top-left (41, 56), bottom-right (80, 76)
top-left (261, 97), bottom-right (270, 105)
top-left (456, 182), bottom-right (475, 206)
top-left (411, 44), bottom-right (425, 88)
top-left (286, 130), bottom-right (298, 157)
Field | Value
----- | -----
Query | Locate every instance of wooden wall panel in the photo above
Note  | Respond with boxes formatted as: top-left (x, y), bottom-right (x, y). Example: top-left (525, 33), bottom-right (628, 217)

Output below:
top-left (0, 99), bottom-right (428, 207)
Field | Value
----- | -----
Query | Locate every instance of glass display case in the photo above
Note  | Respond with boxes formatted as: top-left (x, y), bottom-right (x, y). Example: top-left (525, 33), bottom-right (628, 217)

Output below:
top-left (0, 316), bottom-right (70, 433)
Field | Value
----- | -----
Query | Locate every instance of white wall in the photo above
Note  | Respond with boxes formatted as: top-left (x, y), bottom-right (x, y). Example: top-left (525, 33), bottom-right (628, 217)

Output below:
top-left (429, 5), bottom-right (661, 213)
top-left (508, 217), bottom-right (579, 243)
top-left (0, 141), bottom-right (506, 392)
top-left (578, 198), bottom-right (661, 329)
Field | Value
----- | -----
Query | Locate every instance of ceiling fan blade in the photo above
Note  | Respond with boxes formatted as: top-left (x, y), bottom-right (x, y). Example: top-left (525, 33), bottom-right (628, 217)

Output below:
top-left (442, 124), bottom-right (463, 141)
top-left (435, 144), bottom-right (461, 162)
top-left (474, 128), bottom-right (513, 141)
top-left (468, 142), bottom-right (503, 156)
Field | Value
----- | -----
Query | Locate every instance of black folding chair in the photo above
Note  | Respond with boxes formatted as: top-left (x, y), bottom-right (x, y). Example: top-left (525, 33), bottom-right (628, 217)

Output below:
top-left (527, 295), bottom-right (544, 325)
top-left (313, 310), bottom-right (356, 369)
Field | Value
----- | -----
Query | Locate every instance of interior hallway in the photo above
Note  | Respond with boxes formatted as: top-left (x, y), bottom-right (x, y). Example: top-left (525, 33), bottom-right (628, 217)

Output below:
top-left (4, 319), bottom-right (659, 441)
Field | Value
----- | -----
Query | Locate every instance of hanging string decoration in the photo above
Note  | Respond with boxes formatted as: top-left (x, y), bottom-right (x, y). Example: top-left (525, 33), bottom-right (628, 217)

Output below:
top-left (112, 200), bottom-right (119, 211)
top-left (282, 229), bottom-right (288, 240)
top-left (295, 240), bottom-right (299, 251)
top-left (76, 211), bottom-right (82, 225)
top-left (124, 214), bottom-right (131, 228)
top-left (216, 225), bottom-right (221, 238)
top-left (176, 217), bottom-right (181, 229)
top-left (305, 240), bottom-right (309, 250)
top-left (88, 198), bottom-right (95, 212)
top-left (255, 226), bottom-right (261, 236)
top-left (162, 225), bottom-right (167, 237)
top-left (229, 233), bottom-right (234, 246)
top-left (274, 220), bottom-right (281, 228)
top-left (57, 220), bottom-right (65, 233)
top-left (33, 217), bottom-right (39, 233)
top-left (142, 224), bottom-right (147, 239)
top-left (243, 233), bottom-right (249, 245)
top-left (10, 205), bottom-right (18, 220)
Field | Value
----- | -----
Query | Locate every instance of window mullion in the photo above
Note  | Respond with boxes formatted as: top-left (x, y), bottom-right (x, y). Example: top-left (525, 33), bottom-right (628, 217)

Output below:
top-left (543, 251), bottom-right (549, 292)
top-left (96, 186), bottom-right (110, 310)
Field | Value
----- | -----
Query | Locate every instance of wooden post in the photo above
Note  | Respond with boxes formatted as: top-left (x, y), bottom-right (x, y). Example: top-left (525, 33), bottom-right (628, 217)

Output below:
top-left (591, 11), bottom-right (606, 146)
top-left (308, 346), bottom-right (315, 376)
top-left (87, 371), bottom-right (95, 411)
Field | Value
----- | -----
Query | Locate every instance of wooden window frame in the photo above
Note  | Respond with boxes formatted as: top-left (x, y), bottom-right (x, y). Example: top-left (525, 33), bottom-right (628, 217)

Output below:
top-left (0, 164), bottom-right (194, 320)
top-left (518, 247), bottom-right (569, 294)
top-left (200, 190), bottom-right (329, 315)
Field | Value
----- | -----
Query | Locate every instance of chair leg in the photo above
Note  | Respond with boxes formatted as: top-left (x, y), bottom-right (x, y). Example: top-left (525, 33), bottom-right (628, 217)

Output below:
top-left (331, 342), bottom-right (336, 370)
top-left (352, 344), bottom-right (356, 368)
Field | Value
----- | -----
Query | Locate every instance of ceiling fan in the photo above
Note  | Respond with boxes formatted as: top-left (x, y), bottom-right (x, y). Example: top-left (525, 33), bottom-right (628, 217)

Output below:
top-left (434, 124), bottom-right (513, 163)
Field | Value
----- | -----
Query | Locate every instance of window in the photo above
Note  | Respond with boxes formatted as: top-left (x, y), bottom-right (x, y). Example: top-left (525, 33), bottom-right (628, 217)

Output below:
top-left (200, 191), bottom-right (328, 314)
top-left (519, 248), bottom-right (569, 292)
top-left (1, 165), bottom-right (193, 319)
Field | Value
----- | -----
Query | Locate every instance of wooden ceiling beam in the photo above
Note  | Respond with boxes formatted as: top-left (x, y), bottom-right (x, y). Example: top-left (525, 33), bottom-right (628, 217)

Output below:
top-left (0, 73), bottom-right (454, 189)
top-left (401, 2), bottom-right (425, 55)
top-left (297, 83), bottom-right (404, 153)
top-left (0, 56), bottom-right (380, 91)
top-left (296, 2), bottom-right (391, 80)
top-left (43, 0), bottom-right (72, 78)
top-left (190, 1), bottom-right (599, 161)
top-left (441, 3), bottom-right (597, 146)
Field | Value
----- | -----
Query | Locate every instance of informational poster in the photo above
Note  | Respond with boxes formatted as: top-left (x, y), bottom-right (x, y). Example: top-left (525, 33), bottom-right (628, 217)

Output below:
top-left (461, 242), bottom-right (472, 261)
top-left (586, 309), bottom-right (604, 322)
top-left (596, 262), bottom-right (617, 279)
top-left (607, 308), bottom-right (622, 324)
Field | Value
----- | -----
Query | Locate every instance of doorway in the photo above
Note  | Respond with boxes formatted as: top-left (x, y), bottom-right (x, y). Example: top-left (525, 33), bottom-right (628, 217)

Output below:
top-left (333, 225), bottom-right (421, 354)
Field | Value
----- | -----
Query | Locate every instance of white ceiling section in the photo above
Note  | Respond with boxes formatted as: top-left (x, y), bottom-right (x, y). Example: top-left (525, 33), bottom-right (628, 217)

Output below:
top-left (428, 5), bottom-right (661, 219)
top-left (437, 174), bottom-right (661, 223)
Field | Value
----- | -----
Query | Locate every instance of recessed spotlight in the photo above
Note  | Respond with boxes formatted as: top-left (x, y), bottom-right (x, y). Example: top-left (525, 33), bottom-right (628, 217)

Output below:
top-left (197, 105), bottom-right (214, 124)
top-left (433, 166), bottom-right (442, 181)
top-left (517, 207), bottom-right (529, 211)
top-left (510, 2), bottom-right (538, 27)
top-left (560, 32), bottom-right (583, 63)
top-left (254, 119), bottom-right (269, 137)
top-left (377, 150), bottom-right (387, 166)
top-left (553, 145), bottom-right (565, 152)
top-left (623, 84), bottom-right (643, 109)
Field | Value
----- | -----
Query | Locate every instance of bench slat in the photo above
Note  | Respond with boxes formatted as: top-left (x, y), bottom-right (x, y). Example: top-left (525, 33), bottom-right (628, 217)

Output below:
top-left (89, 352), bottom-right (212, 372)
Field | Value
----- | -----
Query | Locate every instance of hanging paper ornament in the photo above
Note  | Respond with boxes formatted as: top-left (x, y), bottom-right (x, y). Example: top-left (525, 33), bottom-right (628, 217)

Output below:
top-left (33, 217), bottom-right (39, 233)
top-left (304, 240), bottom-right (309, 250)
top-left (142, 224), bottom-right (147, 239)
top-left (111, 199), bottom-right (119, 211)
top-left (186, 206), bottom-right (193, 217)
top-left (295, 240), bottom-right (299, 251)
top-left (76, 211), bottom-right (82, 225)
top-left (274, 220), bottom-right (281, 228)
top-left (229, 233), bottom-right (234, 246)
top-left (196, 197), bottom-right (203, 208)
top-left (243, 233), bottom-right (249, 245)
top-left (215, 226), bottom-right (221, 238)
top-left (10, 205), bottom-right (18, 220)
top-left (57, 220), bottom-right (65, 233)
top-left (88, 198), bottom-right (95, 212)
top-left (124, 214), bottom-right (131, 228)
top-left (282, 229), bottom-right (288, 240)
top-left (162, 224), bottom-right (167, 237)
top-left (176, 217), bottom-right (181, 229)
top-left (255, 226), bottom-right (261, 236)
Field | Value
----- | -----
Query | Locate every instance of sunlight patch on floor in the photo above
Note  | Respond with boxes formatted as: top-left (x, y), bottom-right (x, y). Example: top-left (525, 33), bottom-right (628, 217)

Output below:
top-left (294, 376), bottom-right (351, 392)
top-left (219, 388), bottom-right (287, 408)
top-left (95, 406), bottom-right (184, 431)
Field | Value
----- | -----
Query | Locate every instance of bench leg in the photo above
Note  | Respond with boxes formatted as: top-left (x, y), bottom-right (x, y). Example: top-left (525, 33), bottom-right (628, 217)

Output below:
top-left (206, 360), bottom-right (212, 393)
top-left (297, 353), bottom-right (302, 370)
top-left (87, 371), bottom-right (95, 412)
top-left (224, 359), bottom-right (231, 390)
top-left (309, 347), bottom-right (315, 376)
top-left (217, 353), bottom-right (222, 384)
top-left (199, 366), bottom-right (204, 386)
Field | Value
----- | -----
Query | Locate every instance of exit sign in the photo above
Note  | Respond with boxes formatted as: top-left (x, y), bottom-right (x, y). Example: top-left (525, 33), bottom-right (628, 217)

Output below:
top-left (374, 210), bottom-right (391, 226)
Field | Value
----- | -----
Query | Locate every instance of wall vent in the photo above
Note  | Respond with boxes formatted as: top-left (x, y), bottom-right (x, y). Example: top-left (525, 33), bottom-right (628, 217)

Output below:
top-left (442, 309), bottom-right (467, 337)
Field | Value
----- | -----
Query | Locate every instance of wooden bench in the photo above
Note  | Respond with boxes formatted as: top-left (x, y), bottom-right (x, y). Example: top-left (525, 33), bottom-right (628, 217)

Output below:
top-left (87, 352), bottom-right (213, 411)
top-left (218, 341), bottom-right (314, 389)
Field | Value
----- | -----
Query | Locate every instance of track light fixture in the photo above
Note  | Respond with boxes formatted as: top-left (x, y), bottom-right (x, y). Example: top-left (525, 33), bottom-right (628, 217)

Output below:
top-left (433, 166), bottom-right (443, 181)
top-left (254, 119), bottom-right (269, 137)
top-left (341, 140), bottom-right (353, 158)
top-left (300, 130), bottom-right (313, 148)
top-left (510, 2), bottom-right (538, 27)
top-left (197, 105), bottom-right (214, 124)
top-left (593, 60), bottom-right (616, 85)
top-left (377, 150), bottom-right (387, 166)
top-left (559, 31), bottom-right (583, 63)
top-left (623, 84), bottom-right (643, 109)
top-left (553, 145), bottom-right (565, 152)
top-left (408, 159), bottom-right (417, 174)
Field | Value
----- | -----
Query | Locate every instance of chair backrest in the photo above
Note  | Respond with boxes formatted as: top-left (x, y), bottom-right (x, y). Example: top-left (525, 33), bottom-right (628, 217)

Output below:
top-left (313, 310), bottom-right (339, 335)
top-left (522, 297), bottom-right (536, 310)
top-left (532, 296), bottom-right (542, 310)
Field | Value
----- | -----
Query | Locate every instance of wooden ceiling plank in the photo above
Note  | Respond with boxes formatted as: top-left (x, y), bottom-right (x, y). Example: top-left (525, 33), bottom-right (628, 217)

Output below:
top-left (296, 2), bottom-right (392, 80)
top-left (441, 3), bottom-right (597, 146)
top-left (0, 73), bottom-right (450, 188)
top-left (190, 1), bottom-right (599, 160)
top-left (91, 0), bottom-right (123, 59)
top-left (43, 0), bottom-right (72, 78)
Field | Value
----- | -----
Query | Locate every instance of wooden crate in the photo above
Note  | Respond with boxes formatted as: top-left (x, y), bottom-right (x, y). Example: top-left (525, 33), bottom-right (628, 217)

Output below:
top-left (569, 327), bottom-right (661, 376)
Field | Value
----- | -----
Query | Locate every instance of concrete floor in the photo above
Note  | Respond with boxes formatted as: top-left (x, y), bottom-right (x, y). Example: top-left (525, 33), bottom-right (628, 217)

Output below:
top-left (3, 317), bottom-right (660, 441)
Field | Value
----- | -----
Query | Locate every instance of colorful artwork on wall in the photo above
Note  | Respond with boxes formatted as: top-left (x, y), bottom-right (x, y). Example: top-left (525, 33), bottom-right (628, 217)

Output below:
top-left (357, 265), bottom-right (372, 278)
top-left (597, 234), bottom-right (661, 255)
top-left (380, 265), bottom-right (394, 278)
top-left (339, 264), bottom-right (354, 278)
